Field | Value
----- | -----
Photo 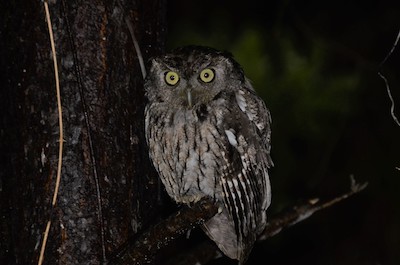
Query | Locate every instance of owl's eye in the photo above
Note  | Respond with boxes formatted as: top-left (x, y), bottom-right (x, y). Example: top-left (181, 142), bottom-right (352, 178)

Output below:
top-left (165, 71), bottom-right (180, 86)
top-left (199, 68), bottom-right (215, 83)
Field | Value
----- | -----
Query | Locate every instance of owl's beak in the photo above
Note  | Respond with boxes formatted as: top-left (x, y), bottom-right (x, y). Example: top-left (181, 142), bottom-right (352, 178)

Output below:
top-left (187, 89), bottom-right (193, 108)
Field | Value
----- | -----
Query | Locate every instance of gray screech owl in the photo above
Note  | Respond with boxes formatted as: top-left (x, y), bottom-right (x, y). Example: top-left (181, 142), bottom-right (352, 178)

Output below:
top-left (144, 46), bottom-right (272, 263)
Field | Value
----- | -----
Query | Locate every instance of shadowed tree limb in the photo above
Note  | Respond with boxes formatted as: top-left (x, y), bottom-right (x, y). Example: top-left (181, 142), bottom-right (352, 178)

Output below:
top-left (108, 198), bottom-right (219, 265)
top-left (111, 176), bottom-right (367, 265)
top-left (259, 175), bottom-right (368, 241)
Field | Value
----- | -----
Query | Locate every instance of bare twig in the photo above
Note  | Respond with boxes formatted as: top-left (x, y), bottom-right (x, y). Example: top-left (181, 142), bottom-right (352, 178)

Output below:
top-left (259, 175), bottom-right (367, 240)
top-left (38, 1), bottom-right (64, 264)
top-left (125, 16), bottom-right (147, 79)
top-left (378, 29), bottom-right (400, 127)
top-left (379, 29), bottom-right (400, 68)
top-left (379, 72), bottom-right (400, 127)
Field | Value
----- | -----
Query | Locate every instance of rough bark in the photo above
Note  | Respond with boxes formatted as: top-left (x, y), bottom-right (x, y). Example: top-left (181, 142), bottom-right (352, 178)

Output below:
top-left (0, 0), bottom-right (166, 264)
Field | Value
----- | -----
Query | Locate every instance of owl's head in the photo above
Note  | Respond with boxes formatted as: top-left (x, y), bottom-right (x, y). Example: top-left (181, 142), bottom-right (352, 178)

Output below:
top-left (145, 46), bottom-right (245, 108)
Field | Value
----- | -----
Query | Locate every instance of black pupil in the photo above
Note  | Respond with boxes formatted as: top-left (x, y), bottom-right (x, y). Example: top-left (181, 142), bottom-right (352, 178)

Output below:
top-left (170, 75), bottom-right (175, 80)
top-left (204, 72), bottom-right (209, 78)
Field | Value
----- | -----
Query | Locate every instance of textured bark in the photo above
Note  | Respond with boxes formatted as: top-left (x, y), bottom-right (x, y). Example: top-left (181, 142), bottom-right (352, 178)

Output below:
top-left (0, 0), bottom-right (166, 264)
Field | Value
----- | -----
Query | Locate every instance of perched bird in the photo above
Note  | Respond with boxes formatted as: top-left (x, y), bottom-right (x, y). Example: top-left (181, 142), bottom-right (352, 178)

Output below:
top-left (144, 46), bottom-right (272, 263)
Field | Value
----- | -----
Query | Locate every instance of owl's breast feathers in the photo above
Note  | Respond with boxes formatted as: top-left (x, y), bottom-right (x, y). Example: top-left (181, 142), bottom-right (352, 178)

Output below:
top-left (145, 86), bottom-right (272, 263)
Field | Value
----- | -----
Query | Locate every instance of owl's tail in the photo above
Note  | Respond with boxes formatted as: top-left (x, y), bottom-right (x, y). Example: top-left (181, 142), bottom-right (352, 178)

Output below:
top-left (202, 209), bottom-right (255, 264)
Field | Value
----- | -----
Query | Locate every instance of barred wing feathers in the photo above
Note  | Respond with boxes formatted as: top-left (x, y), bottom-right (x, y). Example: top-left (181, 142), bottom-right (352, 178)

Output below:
top-left (202, 84), bottom-right (272, 263)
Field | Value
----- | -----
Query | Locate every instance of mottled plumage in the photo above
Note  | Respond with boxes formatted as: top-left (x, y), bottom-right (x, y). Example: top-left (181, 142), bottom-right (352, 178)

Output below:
top-left (144, 46), bottom-right (272, 263)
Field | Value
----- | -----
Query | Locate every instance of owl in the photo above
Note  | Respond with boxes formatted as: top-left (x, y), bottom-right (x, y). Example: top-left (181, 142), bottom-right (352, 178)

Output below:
top-left (144, 46), bottom-right (272, 264)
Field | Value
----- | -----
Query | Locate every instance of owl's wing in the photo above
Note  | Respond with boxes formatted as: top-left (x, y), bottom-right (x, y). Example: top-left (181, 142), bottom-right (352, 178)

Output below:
top-left (235, 79), bottom-right (273, 166)
top-left (202, 84), bottom-right (272, 263)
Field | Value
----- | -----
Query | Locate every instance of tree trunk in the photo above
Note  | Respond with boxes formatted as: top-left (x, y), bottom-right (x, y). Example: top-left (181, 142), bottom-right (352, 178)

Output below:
top-left (0, 0), bottom-right (166, 264)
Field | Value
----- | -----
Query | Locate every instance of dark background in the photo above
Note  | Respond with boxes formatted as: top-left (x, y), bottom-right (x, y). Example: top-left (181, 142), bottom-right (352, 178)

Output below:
top-left (165, 1), bottom-right (400, 264)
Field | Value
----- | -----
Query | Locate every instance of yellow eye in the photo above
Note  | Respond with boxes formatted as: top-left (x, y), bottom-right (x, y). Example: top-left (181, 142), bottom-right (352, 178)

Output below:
top-left (165, 71), bottom-right (180, 85)
top-left (199, 68), bottom-right (215, 83)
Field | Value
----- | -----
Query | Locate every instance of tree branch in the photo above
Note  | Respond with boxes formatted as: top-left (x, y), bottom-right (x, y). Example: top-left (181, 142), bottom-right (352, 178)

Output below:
top-left (166, 176), bottom-right (368, 265)
top-left (108, 198), bottom-right (219, 265)
top-left (111, 176), bottom-right (367, 265)
top-left (259, 175), bottom-right (368, 241)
